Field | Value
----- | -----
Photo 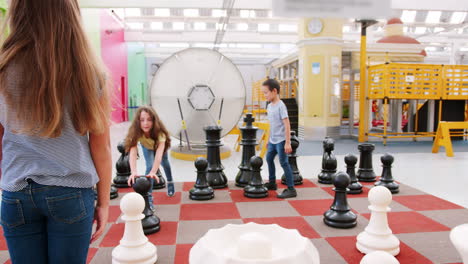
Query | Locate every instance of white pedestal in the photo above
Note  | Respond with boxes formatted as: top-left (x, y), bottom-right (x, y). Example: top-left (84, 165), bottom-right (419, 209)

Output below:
top-left (189, 222), bottom-right (320, 264)
top-left (450, 223), bottom-right (468, 264)
top-left (112, 192), bottom-right (158, 264)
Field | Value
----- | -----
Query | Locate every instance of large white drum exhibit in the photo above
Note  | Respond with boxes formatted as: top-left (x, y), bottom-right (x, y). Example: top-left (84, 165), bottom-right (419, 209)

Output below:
top-left (150, 48), bottom-right (246, 152)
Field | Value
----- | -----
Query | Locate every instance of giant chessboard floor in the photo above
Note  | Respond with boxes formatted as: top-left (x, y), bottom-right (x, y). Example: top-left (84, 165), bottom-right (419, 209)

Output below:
top-left (0, 179), bottom-right (467, 264)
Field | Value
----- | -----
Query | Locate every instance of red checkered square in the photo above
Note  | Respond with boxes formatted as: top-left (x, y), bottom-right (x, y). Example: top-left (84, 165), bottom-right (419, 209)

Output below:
top-left (152, 192), bottom-right (182, 205)
top-left (289, 199), bottom-right (334, 216)
top-left (175, 244), bottom-right (193, 264)
top-left (361, 211), bottom-right (451, 234)
top-left (326, 236), bottom-right (433, 264)
top-left (180, 203), bottom-right (241, 220)
top-left (393, 195), bottom-right (464, 211)
top-left (243, 217), bottom-right (320, 239)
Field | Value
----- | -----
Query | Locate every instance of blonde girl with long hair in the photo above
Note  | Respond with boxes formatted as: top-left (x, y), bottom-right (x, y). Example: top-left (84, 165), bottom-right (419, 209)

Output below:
top-left (0, 0), bottom-right (112, 263)
top-left (124, 106), bottom-right (174, 209)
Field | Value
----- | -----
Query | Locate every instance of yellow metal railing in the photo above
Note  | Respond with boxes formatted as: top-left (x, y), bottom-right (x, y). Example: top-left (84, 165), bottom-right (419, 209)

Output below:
top-left (368, 64), bottom-right (468, 100)
top-left (365, 63), bottom-right (468, 145)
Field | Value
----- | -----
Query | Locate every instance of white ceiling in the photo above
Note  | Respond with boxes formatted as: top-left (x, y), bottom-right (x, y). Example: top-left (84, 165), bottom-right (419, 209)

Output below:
top-left (80, 0), bottom-right (468, 65)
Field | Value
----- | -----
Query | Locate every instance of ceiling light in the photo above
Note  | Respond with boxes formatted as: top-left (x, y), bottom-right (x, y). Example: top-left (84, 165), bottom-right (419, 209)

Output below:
top-left (278, 24), bottom-right (297, 32)
top-left (125, 8), bottom-right (141, 17)
top-left (258, 23), bottom-right (270, 32)
top-left (212, 9), bottom-right (226, 17)
top-left (184, 9), bottom-right (199, 17)
top-left (450, 12), bottom-right (467, 24)
top-left (173, 22), bottom-right (184, 30)
top-left (194, 22), bottom-right (206, 30)
top-left (415, 27), bottom-right (426, 34)
top-left (154, 8), bottom-right (170, 17)
top-left (426, 11), bottom-right (441, 24)
top-left (127, 22), bottom-right (143, 30)
top-left (150, 22), bottom-right (163, 30)
top-left (237, 23), bottom-right (249, 31)
top-left (401, 10), bottom-right (416, 23)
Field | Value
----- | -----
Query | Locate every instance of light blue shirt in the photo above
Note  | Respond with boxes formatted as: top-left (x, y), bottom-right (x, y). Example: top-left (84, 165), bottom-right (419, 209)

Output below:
top-left (267, 100), bottom-right (289, 144)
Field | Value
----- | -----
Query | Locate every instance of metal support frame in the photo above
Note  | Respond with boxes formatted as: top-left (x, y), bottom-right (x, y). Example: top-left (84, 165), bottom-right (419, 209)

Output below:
top-left (357, 19), bottom-right (378, 142)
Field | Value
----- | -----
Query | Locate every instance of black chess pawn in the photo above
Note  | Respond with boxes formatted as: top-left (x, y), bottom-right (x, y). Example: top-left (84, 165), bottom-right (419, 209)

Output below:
top-left (318, 137), bottom-right (337, 184)
top-left (345, 154), bottom-right (363, 194)
top-left (375, 153), bottom-right (399, 194)
top-left (244, 156), bottom-right (269, 198)
top-left (205, 126), bottom-right (228, 189)
top-left (133, 177), bottom-right (160, 235)
top-left (236, 114), bottom-right (258, 187)
top-left (152, 169), bottom-right (166, 190)
top-left (110, 185), bottom-right (119, 199)
top-left (113, 141), bottom-right (131, 188)
top-left (323, 171), bottom-right (357, 228)
top-left (190, 157), bottom-right (215, 200)
top-left (282, 131), bottom-right (303, 185)
top-left (357, 143), bottom-right (377, 182)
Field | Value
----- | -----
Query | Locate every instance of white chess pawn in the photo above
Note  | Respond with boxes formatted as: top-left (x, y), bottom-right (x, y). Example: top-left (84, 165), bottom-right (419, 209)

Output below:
top-left (450, 223), bottom-right (468, 263)
top-left (356, 186), bottom-right (400, 256)
top-left (360, 251), bottom-right (399, 264)
top-left (112, 192), bottom-right (158, 264)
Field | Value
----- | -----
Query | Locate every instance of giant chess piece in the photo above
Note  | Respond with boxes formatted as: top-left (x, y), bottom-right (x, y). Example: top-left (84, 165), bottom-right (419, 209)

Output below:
top-left (113, 141), bottom-right (131, 188)
top-left (318, 137), bottom-right (337, 184)
top-left (244, 156), bottom-right (269, 198)
top-left (152, 169), bottom-right (166, 190)
top-left (323, 171), bottom-right (357, 228)
top-left (112, 192), bottom-right (158, 264)
top-left (375, 154), bottom-right (399, 194)
top-left (345, 154), bottom-right (363, 194)
top-left (450, 224), bottom-right (468, 264)
top-left (204, 125), bottom-right (228, 189)
top-left (235, 114), bottom-right (258, 187)
top-left (133, 177), bottom-right (160, 235)
top-left (282, 131), bottom-right (303, 185)
top-left (357, 143), bottom-right (377, 182)
top-left (356, 186), bottom-right (400, 256)
top-left (190, 157), bottom-right (215, 200)
top-left (110, 185), bottom-right (119, 199)
top-left (360, 251), bottom-right (399, 264)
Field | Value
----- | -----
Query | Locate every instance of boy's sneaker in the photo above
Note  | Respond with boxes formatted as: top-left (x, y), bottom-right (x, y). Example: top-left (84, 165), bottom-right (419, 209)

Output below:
top-left (277, 188), bottom-right (297, 199)
top-left (167, 182), bottom-right (175, 197)
top-left (264, 182), bottom-right (278, 190)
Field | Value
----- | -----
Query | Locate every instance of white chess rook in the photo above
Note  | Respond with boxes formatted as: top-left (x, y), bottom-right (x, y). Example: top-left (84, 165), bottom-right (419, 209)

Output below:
top-left (450, 223), bottom-right (468, 264)
top-left (356, 186), bottom-right (400, 256)
top-left (360, 251), bottom-right (400, 264)
top-left (112, 192), bottom-right (158, 264)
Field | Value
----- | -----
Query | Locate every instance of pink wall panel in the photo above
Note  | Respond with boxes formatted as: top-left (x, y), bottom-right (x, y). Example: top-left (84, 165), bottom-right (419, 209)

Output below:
top-left (100, 11), bottom-right (128, 123)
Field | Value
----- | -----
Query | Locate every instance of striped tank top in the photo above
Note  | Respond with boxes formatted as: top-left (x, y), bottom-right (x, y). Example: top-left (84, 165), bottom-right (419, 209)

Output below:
top-left (0, 63), bottom-right (99, 192)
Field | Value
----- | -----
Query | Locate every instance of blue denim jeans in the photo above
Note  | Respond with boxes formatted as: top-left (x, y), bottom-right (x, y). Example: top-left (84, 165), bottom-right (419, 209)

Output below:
top-left (1, 180), bottom-right (95, 264)
top-left (141, 145), bottom-right (173, 205)
top-left (266, 140), bottom-right (294, 188)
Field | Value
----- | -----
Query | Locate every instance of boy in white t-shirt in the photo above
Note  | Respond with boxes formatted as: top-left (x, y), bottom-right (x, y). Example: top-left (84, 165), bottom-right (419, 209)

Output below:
top-left (262, 79), bottom-right (297, 198)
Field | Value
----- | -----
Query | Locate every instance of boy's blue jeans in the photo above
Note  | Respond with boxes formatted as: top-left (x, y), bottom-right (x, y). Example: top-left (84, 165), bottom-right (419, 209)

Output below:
top-left (266, 140), bottom-right (294, 188)
top-left (141, 145), bottom-right (173, 206)
top-left (1, 180), bottom-right (95, 264)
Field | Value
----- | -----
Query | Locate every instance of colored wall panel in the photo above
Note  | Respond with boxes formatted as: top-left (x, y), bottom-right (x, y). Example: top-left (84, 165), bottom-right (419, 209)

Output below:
top-left (127, 42), bottom-right (148, 120)
top-left (81, 9), bottom-right (101, 56)
top-left (100, 10), bottom-right (128, 123)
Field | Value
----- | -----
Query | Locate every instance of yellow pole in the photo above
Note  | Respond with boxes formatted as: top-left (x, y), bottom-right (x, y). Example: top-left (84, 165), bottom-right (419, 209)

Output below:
top-left (358, 34), bottom-right (367, 141)
top-left (383, 98), bottom-right (388, 145)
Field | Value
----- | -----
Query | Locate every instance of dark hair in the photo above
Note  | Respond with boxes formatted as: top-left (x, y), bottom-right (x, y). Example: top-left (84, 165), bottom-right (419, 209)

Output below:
top-left (262, 78), bottom-right (280, 94)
